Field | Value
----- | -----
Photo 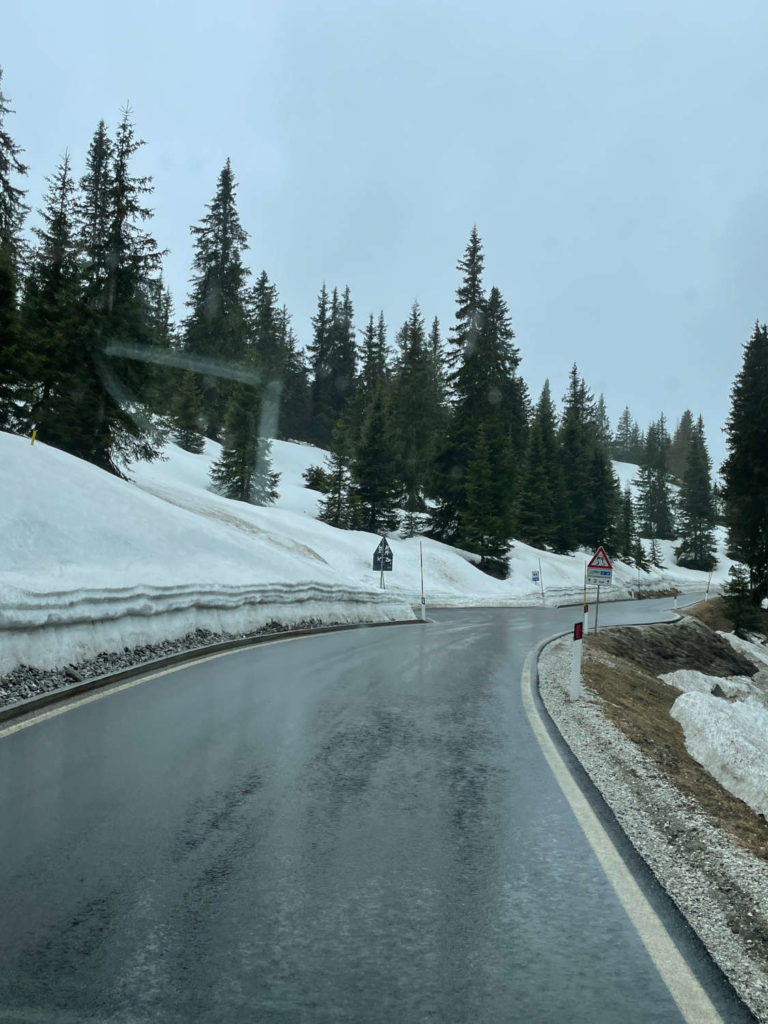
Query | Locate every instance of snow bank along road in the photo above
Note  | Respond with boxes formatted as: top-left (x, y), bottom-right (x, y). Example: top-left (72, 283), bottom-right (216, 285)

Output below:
top-left (0, 599), bottom-right (755, 1024)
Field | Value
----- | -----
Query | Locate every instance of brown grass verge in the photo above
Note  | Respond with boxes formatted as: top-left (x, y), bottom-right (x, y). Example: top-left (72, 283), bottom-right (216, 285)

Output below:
top-left (682, 597), bottom-right (736, 634)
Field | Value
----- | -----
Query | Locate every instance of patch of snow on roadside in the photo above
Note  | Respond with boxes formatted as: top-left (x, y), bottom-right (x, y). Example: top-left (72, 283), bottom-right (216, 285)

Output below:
top-left (660, 669), bottom-right (754, 698)
top-left (670, 693), bottom-right (768, 819)
top-left (718, 630), bottom-right (768, 669)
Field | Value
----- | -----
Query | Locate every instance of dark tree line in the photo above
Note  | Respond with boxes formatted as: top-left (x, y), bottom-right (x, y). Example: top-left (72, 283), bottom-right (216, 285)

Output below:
top-left (0, 66), bottom-right (723, 578)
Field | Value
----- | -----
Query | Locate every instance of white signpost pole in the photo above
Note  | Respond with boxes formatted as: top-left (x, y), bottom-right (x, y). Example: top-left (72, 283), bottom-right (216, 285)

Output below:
top-left (419, 541), bottom-right (426, 620)
top-left (570, 622), bottom-right (583, 700)
top-left (538, 558), bottom-right (545, 605)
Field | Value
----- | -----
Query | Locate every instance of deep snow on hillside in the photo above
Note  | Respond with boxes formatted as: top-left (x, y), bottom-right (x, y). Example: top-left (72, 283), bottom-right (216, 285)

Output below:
top-left (0, 430), bottom-right (729, 672)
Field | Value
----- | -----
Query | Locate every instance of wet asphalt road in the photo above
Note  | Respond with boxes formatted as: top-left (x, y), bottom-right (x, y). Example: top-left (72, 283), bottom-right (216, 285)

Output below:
top-left (0, 598), bottom-right (756, 1023)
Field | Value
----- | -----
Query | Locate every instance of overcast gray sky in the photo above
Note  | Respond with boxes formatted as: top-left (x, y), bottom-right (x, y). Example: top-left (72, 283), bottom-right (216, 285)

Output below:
top-left (5, 0), bottom-right (768, 469)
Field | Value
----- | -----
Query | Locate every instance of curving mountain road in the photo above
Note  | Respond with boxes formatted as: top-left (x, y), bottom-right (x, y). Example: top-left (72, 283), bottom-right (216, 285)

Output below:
top-left (0, 598), bottom-right (756, 1023)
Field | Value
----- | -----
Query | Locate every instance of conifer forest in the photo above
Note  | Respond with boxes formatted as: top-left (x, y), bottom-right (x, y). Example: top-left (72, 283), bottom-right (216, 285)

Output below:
top-left (1, 67), bottom-right (766, 596)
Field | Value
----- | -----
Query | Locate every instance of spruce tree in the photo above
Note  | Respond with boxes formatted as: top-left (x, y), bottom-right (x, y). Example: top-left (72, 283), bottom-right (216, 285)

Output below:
top-left (447, 225), bottom-right (485, 373)
top-left (558, 365), bottom-right (618, 549)
top-left (352, 383), bottom-right (400, 534)
top-left (431, 262), bottom-right (526, 547)
top-left (53, 111), bottom-right (167, 473)
top-left (100, 108), bottom-right (165, 406)
top-left (171, 371), bottom-right (206, 453)
top-left (612, 407), bottom-right (635, 461)
top-left (722, 322), bottom-right (768, 600)
top-left (614, 485), bottom-right (636, 561)
top-left (318, 420), bottom-right (357, 528)
top-left (392, 302), bottom-right (443, 536)
top-left (462, 426), bottom-right (509, 576)
top-left (722, 564), bottom-right (762, 635)
top-left (307, 283), bottom-right (356, 447)
top-left (19, 152), bottom-right (85, 449)
top-left (248, 269), bottom-right (294, 440)
top-left (675, 416), bottom-right (716, 571)
top-left (182, 158), bottom-right (250, 440)
top-left (274, 306), bottom-right (311, 442)
top-left (668, 409), bottom-right (694, 483)
top-left (649, 536), bottom-right (664, 568)
top-left (515, 380), bottom-right (571, 551)
top-left (593, 394), bottom-right (612, 449)
top-left (0, 66), bottom-right (29, 430)
top-left (209, 383), bottom-right (279, 503)
top-left (76, 120), bottom-right (113, 297)
top-left (634, 416), bottom-right (675, 540)
top-left (359, 312), bottom-right (388, 398)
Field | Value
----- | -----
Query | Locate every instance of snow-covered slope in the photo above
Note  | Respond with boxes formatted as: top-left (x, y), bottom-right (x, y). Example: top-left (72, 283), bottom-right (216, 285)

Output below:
top-left (0, 431), bottom-right (730, 672)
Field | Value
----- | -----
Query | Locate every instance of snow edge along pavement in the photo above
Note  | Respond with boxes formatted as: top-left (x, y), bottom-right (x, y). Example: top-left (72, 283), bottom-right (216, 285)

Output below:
top-left (0, 617), bottom-right (427, 726)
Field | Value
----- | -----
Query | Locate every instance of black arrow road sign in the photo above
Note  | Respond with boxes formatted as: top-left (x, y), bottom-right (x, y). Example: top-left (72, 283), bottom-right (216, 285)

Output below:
top-left (372, 537), bottom-right (394, 572)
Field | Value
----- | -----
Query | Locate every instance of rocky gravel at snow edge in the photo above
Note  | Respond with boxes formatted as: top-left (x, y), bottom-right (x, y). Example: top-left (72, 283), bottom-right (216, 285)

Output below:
top-left (538, 635), bottom-right (768, 1024)
top-left (0, 620), bottom-right (336, 710)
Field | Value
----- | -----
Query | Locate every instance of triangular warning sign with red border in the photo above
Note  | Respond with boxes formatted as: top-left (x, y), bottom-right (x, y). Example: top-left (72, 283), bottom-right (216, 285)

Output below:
top-left (587, 546), bottom-right (612, 570)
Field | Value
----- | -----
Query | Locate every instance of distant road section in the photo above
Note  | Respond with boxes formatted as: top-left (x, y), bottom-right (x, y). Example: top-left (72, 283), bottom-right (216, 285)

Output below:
top-left (0, 598), bottom-right (754, 1023)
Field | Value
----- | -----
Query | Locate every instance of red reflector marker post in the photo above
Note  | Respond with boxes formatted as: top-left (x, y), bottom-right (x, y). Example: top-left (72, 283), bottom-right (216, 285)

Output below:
top-left (570, 620), bottom-right (584, 700)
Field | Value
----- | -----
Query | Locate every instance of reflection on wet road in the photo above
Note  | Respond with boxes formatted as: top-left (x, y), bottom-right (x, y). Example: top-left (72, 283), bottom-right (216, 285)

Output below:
top-left (0, 599), bottom-right (753, 1022)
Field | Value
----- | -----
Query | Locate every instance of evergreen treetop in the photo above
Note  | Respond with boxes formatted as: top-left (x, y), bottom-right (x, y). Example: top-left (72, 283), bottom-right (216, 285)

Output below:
top-left (0, 66), bottom-right (29, 254)
top-left (448, 225), bottom-right (485, 371)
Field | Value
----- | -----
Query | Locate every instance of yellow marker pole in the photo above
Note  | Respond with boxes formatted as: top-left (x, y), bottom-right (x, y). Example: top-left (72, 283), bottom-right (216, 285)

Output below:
top-left (419, 541), bottom-right (426, 620)
top-left (30, 429), bottom-right (37, 445)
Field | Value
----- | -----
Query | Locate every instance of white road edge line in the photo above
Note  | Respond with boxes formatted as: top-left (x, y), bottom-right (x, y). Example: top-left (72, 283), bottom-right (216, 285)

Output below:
top-left (521, 647), bottom-right (726, 1024)
top-left (0, 635), bottom-right (303, 741)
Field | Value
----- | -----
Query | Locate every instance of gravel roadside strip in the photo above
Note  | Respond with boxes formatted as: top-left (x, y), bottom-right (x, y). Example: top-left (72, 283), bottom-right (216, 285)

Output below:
top-left (538, 634), bottom-right (768, 1024)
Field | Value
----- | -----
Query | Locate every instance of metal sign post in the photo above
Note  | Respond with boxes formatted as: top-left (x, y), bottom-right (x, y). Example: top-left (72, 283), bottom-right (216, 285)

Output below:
top-left (570, 620), bottom-right (584, 700)
top-left (419, 541), bottom-right (426, 620)
top-left (586, 547), bottom-right (612, 633)
top-left (372, 537), bottom-right (394, 590)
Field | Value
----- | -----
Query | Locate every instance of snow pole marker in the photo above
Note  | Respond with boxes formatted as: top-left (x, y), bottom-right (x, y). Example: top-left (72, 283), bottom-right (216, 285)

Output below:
top-left (583, 561), bottom-right (589, 635)
top-left (570, 620), bottom-right (584, 700)
top-left (538, 557), bottom-right (545, 605)
top-left (419, 541), bottom-right (426, 620)
top-left (30, 429), bottom-right (37, 445)
top-left (706, 573), bottom-right (711, 601)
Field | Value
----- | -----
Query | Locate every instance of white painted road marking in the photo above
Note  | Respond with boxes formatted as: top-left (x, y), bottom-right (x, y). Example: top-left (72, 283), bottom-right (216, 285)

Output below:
top-left (521, 647), bottom-right (725, 1024)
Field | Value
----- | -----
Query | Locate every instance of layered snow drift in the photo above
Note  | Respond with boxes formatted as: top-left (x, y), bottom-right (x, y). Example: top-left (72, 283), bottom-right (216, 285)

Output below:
top-left (670, 692), bottom-right (768, 819)
top-left (0, 432), bottom-right (413, 672)
top-left (0, 429), bottom-right (729, 673)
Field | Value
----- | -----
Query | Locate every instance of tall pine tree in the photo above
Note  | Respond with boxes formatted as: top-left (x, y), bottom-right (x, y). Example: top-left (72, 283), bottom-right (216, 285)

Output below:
top-left (182, 158), bottom-right (250, 440)
top-left (392, 302), bottom-right (443, 536)
top-left (515, 380), bottom-right (571, 551)
top-left (634, 415), bottom-right (675, 540)
top-left (0, 66), bottom-right (29, 430)
top-left (675, 415), bottom-right (716, 571)
top-left (722, 322), bottom-right (768, 599)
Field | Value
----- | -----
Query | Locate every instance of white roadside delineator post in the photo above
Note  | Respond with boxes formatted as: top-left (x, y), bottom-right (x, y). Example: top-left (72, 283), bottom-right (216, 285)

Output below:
top-left (419, 541), bottom-right (426, 621)
top-left (570, 620), bottom-right (584, 701)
